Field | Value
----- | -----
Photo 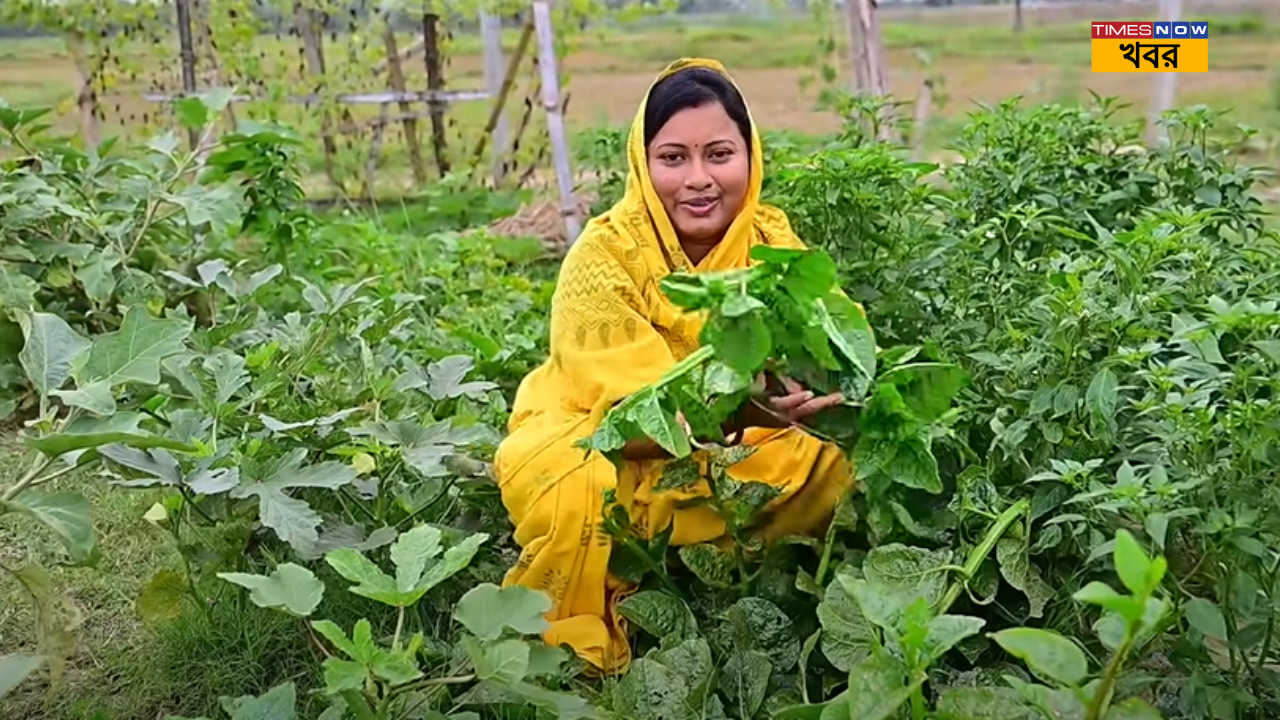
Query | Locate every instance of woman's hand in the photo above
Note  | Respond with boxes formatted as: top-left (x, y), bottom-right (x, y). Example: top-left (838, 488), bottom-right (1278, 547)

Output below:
top-left (730, 373), bottom-right (844, 432)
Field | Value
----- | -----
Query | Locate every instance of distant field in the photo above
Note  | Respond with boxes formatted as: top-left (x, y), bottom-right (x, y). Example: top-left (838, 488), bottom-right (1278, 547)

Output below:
top-left (1, 0), bottom-right (1277, 192)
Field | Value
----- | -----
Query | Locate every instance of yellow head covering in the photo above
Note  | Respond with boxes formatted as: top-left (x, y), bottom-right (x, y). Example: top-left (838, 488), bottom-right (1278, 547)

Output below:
top-left (493, 57), bottom-right (821, 675)
top-left (619, 57), bottom-right (773, 274)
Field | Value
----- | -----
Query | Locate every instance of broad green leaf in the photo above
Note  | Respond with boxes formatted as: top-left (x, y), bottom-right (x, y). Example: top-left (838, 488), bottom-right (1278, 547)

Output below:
top-left (321, 658), bottom-right (366, 693)
top-left (74, 306), bottom-right (192, 388)
top-left (16, 311), bottom-right (90, 399)
top-left (230, 448), bottom-right (358, 550)
top-left (1073, 582), bottom-right (1144, 624)
top-left (0, 653), bottom-right (44, 701)
top-left (462, 636), bottom-right (530, 686)
top-left (1085, 367), bottom-right (1119, 440)
top-left (817, 571), bottom-right (875, 671)
top-left (840, 651), bottom-right (923, 720)
top-left (424, 355), bottom-right (498, 400)
top-left (991, 627), bottom-right (1089, 687)
top-left (453, 584), bottom-right (552, 641)
top-left (24, 409), bottom-right (192, 453)
top-left (135, 569), bottom-right (188, 625)
top-left (934, 686), bottom-right (1034, 720)
top-left (923, 614), bottom-right (986, 665)
top-left (649, 637), bottom-right (714, 708)
top-left (878, 362), bottom-right (968, 423)
top-left (218, 563), bottom-right (325, 617)
top-left (391, 524), bottom-right (442, 592)
top-left (326, 529), bottom-right (487, 608)
top-left (0, 263), bottom-right (40, 310)
top-left (226, 681), bottom-right (297, 720)
top-left (617, 590), bottom-right (698, 644)
top-left (6, 492), bottom-right (95, 563)
top-left (862, 543), bottom-right (953, 610)
top-left (612, 657), bottom-right (695, 720)
top-left (720, 650), bottom-right (771, 719)
top-left (678, 543), bottom-right (735, 588)
top-left (1105, 698), bottom-right (1164, 720)
top-left (997, 536), bottom-right (1054, 619)
top-left (715, 597), bottom-right (800, 672)
top-left (51, 380), bottom-right (116, 415)
top-left (1184, 597), bottom-right (1228, 641)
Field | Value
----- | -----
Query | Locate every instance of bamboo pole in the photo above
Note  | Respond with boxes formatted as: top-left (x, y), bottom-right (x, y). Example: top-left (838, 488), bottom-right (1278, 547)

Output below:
top-left (422, 12), bottom-right (450, 176)
top-left (175, 0), bottom-right (200, 151)
top-left (294, 3), bottom-right (340, 189)
top-left (471, 16), bottom-right (534, 178)
top-left (66, 31), bottom-right (100, 149)
top-left (531, 0), bottom-right (582, 245)
top-left (382, 20), bottom-right (428, 185)
top-left (1146, 0), bottom-right (1181, 147)
top-left (479, 9), bottom-right (512, 184)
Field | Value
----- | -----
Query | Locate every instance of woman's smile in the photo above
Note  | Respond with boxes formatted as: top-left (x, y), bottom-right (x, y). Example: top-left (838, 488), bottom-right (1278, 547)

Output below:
top-left (679, 195), bottom-right (720, 218)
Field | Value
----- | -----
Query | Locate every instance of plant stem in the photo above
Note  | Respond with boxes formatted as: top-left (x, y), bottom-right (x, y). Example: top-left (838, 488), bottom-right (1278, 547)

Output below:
top-left (1, 455), bottom-right (54, 502)
top-left (392, 607), bottom-right (405, 652)
top-left (1084, 631), bottom-right (1135, 720)
top-left (813, 506), bottom-right (842, 589)
top-left (939, 498), bottom-right (1030, 614)
top-left (341, 689), bottom-right (378, 720)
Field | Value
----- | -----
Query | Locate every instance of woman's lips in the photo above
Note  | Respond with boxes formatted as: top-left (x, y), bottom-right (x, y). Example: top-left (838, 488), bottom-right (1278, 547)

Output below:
top-left (680, 197), bottom-right (720, 217)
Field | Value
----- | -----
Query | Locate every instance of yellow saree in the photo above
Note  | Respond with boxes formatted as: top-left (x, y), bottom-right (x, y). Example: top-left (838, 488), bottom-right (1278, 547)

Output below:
top-left (493, 57), bottom-right (855, 674)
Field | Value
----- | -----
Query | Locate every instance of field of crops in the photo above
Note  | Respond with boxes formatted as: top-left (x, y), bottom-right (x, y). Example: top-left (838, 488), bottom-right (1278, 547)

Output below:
top-left (3, 70), bottom-right (1280, 720)
top-left (4, 0), bottom-right (1280, 714)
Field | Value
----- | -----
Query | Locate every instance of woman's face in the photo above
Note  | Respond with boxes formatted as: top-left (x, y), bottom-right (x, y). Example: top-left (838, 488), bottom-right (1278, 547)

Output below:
top-left (646, 101), bottom-right (750, 252)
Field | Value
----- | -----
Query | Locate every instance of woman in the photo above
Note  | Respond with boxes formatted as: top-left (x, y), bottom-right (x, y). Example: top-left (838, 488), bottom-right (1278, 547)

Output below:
top-left (493, 58), bottom-right (858, 675)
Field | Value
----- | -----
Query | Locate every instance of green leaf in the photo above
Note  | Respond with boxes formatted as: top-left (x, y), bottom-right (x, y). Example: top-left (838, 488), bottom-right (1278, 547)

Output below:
top-left (841, 651), bottom-right (923, 720)
top-left (27, 412), bottom-right (194, 457)
top-left (617, 590), bottom-right (698, 644)
top-left (922, 614), bottom-right (986, 665)
top-left (217, 563), bottom-right (325, 617)
top-left (462, 636), bottom-right (530, 686)
top-left (0, 653), bottom-right (44, 701)
top-left (1184, 597), bottom-right (1228, 641)
top-left (678, 543), bottom-right (735, 589)
top-left (135, 569), bottom-right (188, 625)
top-left (453, 584), bottom-right (552, 641)
top-left (714, 597), bottom-right (800, 672)
top-left (816, 571), bottom-right (875, 671)
top-left (997, 536), bottom-right (1054, 618)
top-left (1085, 367), bottom-right (1120, 440)
top-left (16, 311), bottom-right (90, 399)
top-left (1112, 529), bottom-right (1152, 597)
top-left (74, 306), bottom-right (192, 388)
top-left (934, 686), bottom-right (1034, 720)
top-left (225, 681), bottom-right (297, 720)
top-left (230, 449), bottom-right (359, 551)
top-left (325, 527), bottom-right (487, 608)
top-left (719, 650), bottom-right (771, 719)
top-left (991, 627), bottom-right (1089, 687)
top-left (5, 492), bottom-right (95, 563)
top-left (1104, 697), bottom-right (1164, 720)
top-left (612, 657), bottom-right (695, 720)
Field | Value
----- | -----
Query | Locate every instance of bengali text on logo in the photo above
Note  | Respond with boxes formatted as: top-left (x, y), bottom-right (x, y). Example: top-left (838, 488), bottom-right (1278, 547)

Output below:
top-left (1090, 21), bottom-right (1208, 73)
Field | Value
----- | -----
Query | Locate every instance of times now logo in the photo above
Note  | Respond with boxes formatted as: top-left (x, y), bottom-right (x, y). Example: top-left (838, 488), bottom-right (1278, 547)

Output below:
top-left (1091, 21), bottom-right (1209, 39)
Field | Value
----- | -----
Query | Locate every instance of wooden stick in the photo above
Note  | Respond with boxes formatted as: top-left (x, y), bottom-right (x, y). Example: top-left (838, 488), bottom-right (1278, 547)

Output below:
top-left (479, 8), bottom-right (513, 184)
top-left (1146, 0), bottom-right (1181, 146)
top-left (65, 31), bottom-right (100, 149)
top-left (531, 0), bottom-right (582, 245)
top-left (382, 21), bottom-right (427, 184)
top-left (176, 0), bottom-right (201, 151)
top-left (294, 3), bottom-right (340, 190)
top-left (471, 16), bottom-right (534, 177)
top-left (422, 12), bottom-right (450, 176)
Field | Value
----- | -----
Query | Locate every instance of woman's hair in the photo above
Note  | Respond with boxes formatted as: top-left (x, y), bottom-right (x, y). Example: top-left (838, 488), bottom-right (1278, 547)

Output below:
top-left (643, 67), bottom-right (752, 155)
